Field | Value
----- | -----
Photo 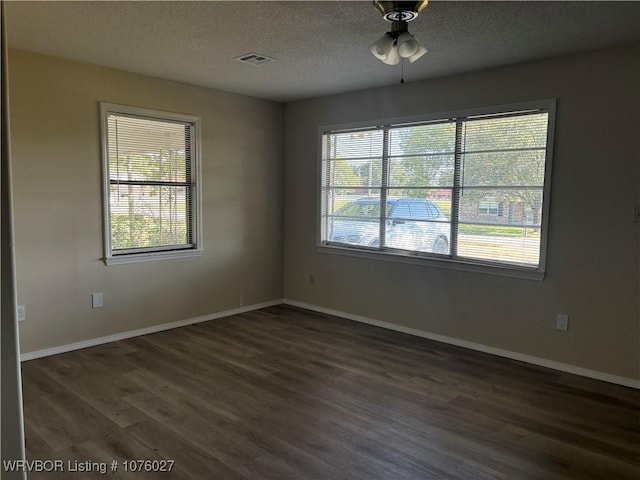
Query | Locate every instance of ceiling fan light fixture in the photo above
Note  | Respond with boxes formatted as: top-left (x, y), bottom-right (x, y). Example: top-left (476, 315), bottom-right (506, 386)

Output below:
top-left (382, 45), bottom-right (400, 65)
top-left (370, 1), bottom-right (429, 67)
top-left (408, 43), bottom-right (428, 63)
top-left (396, 31), bottom-right (418, 57)
top-left (370, 33), bottom-right (395, 60)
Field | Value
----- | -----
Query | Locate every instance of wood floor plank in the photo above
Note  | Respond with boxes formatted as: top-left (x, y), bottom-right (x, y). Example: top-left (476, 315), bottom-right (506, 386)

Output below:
top-left (20, 305), bottom-right (640, 479)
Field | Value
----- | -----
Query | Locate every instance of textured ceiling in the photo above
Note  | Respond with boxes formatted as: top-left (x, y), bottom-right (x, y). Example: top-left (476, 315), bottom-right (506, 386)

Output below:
top-left (6, 1), bottom-right (640, 102)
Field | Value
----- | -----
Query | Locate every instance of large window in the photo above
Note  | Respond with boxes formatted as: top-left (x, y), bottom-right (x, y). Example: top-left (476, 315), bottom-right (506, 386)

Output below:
top-left (101, 103), bottom-right (201, 264)
top-left (319, 100), bottom-right (555, 278)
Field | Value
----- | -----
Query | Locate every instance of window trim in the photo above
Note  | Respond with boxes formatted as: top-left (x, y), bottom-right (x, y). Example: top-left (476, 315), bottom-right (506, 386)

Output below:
top-left (100, 102), bottom-right (203, 265)
top-left (316, 99), bottom-right (556, 280)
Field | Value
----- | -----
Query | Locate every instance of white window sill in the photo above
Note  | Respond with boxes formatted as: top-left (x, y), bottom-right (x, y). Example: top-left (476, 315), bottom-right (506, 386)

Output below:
top-left (104, 249), bottom-right (202, 265)
top-left (317, 244), bottom-right (544, 281)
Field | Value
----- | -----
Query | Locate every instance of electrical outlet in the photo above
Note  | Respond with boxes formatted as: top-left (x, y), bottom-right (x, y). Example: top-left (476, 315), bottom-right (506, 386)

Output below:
top-left (92, 292), bottom-right (103, 309)
top-left (556, 313), bottom-right (569, 331)
top-left (17, 305), bottom-right (25, 322)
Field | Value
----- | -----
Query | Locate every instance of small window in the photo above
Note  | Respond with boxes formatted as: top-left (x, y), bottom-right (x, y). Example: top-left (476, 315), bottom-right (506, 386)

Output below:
top-left (409, 202), bottom-right (430, 220)
top-left (427, 203), bottom-right (441, 219)
top-left (391, 203), bottom-right (410, 219)
top-left (478, 201), bottom-right (500, 216)
top-left (319, 100), bottom-right (556, 278)
top-left (100, 103), bottom-right (201, 264)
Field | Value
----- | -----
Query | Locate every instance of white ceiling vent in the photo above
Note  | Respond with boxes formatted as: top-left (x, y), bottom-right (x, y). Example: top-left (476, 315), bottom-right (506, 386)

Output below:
top-left (234, 53), bottom-right (277, 66)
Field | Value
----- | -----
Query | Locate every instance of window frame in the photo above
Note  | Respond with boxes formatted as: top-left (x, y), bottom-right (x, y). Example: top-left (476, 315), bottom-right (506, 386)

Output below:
top-left (316, 99), bottom-right (556, 280)
top-left (100, 102), bottom-right (203, 265)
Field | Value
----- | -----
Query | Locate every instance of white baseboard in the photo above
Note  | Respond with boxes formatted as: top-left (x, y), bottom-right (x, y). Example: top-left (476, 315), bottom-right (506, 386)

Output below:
top-left (21, 297), bottom-right (639, 389)
top-left (283, 299), bottom-right (640, 390)
top-left (20, 299), bottom-right (284, 362)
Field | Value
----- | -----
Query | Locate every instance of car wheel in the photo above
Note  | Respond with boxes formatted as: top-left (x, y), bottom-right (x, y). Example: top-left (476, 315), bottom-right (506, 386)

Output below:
top-left (433, 236), bottom-right (448, 254)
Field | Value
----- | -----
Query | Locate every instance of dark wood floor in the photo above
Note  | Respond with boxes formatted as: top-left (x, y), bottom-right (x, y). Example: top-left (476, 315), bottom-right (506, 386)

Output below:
top-left (21, 305), bottom-right (639, 479)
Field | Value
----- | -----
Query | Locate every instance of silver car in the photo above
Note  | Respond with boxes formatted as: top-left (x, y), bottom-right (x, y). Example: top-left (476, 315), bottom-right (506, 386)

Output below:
top-left (327, 197), bottom-right (450, 255)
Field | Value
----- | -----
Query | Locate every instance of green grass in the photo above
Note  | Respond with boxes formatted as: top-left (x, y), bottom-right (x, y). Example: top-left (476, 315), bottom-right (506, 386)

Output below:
top-left (432, 200), bottom-right (451, 217)
top-left (111, 213), bottom-right (187, 250)
top-left (459, 224), bottom-right (540, 238)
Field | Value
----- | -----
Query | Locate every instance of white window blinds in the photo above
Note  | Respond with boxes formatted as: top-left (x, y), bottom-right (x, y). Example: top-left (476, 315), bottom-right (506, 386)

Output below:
top-left (320, 103), bottom-right (554, 274)
top-left (101, 104), bottom-right (200, 262)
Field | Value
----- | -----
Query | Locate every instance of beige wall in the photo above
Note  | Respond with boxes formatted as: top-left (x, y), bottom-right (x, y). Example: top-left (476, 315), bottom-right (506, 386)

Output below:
top-left (10, 49), bottom-right (284, 354)
top-left (283, 45), bottom-right (640, 380)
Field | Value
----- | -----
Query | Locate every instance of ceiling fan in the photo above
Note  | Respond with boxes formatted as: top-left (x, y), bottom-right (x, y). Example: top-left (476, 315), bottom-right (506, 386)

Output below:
top-left (370, 1), bottom-right (429, 65)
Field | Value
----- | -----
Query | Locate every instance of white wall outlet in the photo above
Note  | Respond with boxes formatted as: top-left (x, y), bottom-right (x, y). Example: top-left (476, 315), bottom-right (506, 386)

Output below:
top-left (17, 305), bottom-right (25, 322)
top-left (556, 313), bottom-right (569, 331)
top-left (92, 292), bottom-right (103, 309)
